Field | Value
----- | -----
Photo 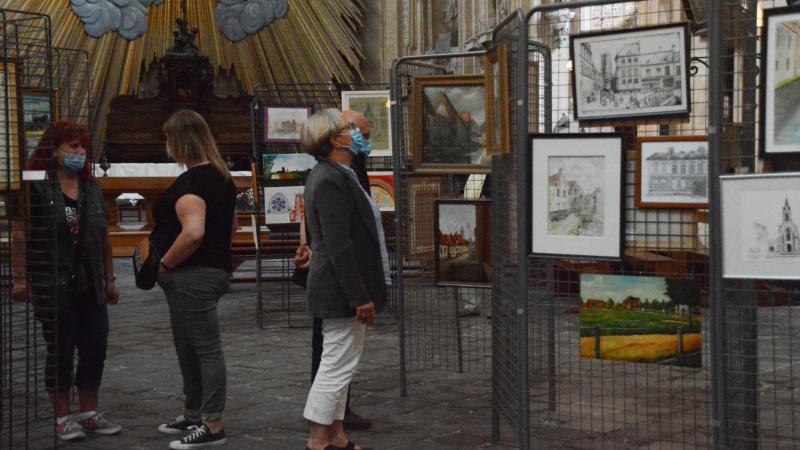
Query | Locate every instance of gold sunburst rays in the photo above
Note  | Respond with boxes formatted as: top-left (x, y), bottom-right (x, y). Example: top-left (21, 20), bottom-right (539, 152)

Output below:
top-left (1, 0), bottom-right (365, 149)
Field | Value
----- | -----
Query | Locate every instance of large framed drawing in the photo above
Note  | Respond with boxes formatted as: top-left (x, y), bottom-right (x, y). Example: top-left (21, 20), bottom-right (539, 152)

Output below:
top-left (263, 185), bottom-right (305, 225)
top-left (636, 136), bottom-right (708, 209)
top-left (22, 88), bottom-right (57, 157)
top-left (570, 23), bottom-right (691, 122)
top-left (435, 199), bottom-right (491, 287)
top-left (412, 74), bottom-right (489, 174)
top-left (341, 90), bottom-right (392, 157)
top-left (261, 152), bottom-right (316, 183)
top-left (484, 45), bottom-right (510, 156)
top-left (530, 134), bottom-right (623, 259)
top-left (0, 59), bottom-right (21, 191)
top-left (263, 105), bottom-right (313, 144)
top-left (721, 173), bottom-right (800, 280)
top-left (759, 5), bottom-right (800, 157)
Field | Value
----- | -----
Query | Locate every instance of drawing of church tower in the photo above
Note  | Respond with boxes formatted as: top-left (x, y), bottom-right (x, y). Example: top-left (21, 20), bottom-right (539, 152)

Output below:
top-left (768, 197), bottom-right (800, 256)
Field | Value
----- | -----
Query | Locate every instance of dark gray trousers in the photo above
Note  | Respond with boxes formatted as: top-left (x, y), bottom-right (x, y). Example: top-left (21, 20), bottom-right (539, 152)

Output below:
top-left (159, 266), bottom-right (230, 422)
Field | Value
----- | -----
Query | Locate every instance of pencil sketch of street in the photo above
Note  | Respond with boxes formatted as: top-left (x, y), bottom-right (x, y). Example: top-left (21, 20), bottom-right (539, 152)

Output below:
top-left (548, 156), bottom-right (605, 236)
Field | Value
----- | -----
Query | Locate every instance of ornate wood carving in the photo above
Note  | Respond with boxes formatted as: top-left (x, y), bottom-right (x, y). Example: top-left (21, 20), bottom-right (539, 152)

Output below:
top-left (103, 17), bottom-right (253, 170)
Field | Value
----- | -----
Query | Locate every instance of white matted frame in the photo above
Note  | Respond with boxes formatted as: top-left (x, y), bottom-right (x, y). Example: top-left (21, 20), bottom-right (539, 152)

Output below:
top-left (721, 172), bottom-right (800, 280)
top-left (263, 185), bottom-right (305, 225)
top-left (759, 5), bottom-right (800, 157)
top-left (530, 134), bottom-right (624, 259)
top-left (341, 90), bottom-right (392, 157)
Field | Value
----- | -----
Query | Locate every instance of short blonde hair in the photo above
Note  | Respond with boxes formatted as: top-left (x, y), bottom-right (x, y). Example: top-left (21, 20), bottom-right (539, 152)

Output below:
top-left (300, 108), bottom-right (345, 158)
top-left (163, 109), bottom-right (230, 179)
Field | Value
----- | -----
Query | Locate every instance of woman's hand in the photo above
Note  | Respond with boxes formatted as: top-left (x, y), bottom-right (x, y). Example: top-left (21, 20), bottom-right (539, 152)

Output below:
top-left (106, 280), bottom-right (119, 305)
top-left (294, 245), bottom-right (311, 269)
top-left (355, 301), bottom-right (376, 326)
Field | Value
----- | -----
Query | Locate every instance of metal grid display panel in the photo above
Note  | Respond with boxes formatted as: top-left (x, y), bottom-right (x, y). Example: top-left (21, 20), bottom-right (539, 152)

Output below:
top-left (711, 1), bottom-right (800, 447)
top-left (523, 1), bottom-right (712, 448)
top-left (251, 84), bottom-right (396, 329)
top-left (390, 54), bottom-right (493, 383)
top-left (0, 8), bottom-right (57, 449)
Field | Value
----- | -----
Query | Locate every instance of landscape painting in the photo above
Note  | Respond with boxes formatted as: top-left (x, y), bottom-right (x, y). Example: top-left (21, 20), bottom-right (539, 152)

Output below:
top-left (636, 136), bottom-right (708, 208)
top-left (435, 199), bottom-right (491, 287)
top-left (547, 156), bottom-right (605, 237)
top-left (341, 90), bottom-right (392, 157)
top-left (760, 6), bottom-right (800, 156)
top-left (531, 134), bottom-right (623, 259)
top-left (262, 153), bottom-right (317, 182)
top-left (722, 173), bottom-right (800, 279)
top-left (570, 23), bottom-right (690, 121)
top-left (580, 274), bottom-right (702, 367)
top-left (368, 171), bottom-right (395, 212)
top-left (263, 185), bottom-right (305, 225)
top-left (22, 89), bottom-right (54, 156)
top-left (413, 75), bottom-right (489, 173)
top-left (264, 106), bottom-right (312, 144)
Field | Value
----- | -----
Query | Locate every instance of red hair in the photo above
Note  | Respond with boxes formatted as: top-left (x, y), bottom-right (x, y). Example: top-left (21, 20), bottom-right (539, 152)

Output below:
top-left (26, 119), bottom-right (93, 181)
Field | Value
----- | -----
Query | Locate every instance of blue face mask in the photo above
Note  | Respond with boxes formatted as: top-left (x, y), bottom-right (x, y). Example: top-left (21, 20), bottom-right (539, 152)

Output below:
top-left (345, 129), bottom-right (373, 157)
top-left (62, 153), bottom-right (86, 175)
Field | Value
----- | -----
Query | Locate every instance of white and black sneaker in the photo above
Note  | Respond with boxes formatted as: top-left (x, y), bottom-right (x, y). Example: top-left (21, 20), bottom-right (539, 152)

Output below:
top-left (158, 415), bottom-right (202, 435)
top-left (169, 424), bottom-right (226, 449)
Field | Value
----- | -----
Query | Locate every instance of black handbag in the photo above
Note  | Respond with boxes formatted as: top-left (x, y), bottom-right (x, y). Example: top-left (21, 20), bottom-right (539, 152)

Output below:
top-left (132, 237), bottom-right (160, 290)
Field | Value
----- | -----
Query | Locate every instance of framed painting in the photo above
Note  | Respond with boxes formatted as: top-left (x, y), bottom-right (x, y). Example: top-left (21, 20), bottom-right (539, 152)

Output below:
top-left (263, 105), bottom-right (313, 144)
top-left (0, 59), bottom-right (21, 191)
top-left (435, 199), bottom-right (492, 288)
top-left (368, 171), bottom-right (395, 212)
top-left (635, 136), bottom-right (708, 209)
top-left (406, 178), bottom-right (441, 265)
top-left (580, 274), bottom-right (702, 367)
top-left (759, 5), bottom-right (800, 157)
top-left (263, 185), bottom-right (305, 225)
top-left (721, 172), bottom-right (800, 280)
top-left (530, 134), bottom-right (624, 259)
top-left (412, 74), bottom-right (489, 174)
top-left (261, 152), bottom-right (316, 183)
top-left (22, 88), bottom-right (57, 157)
top-left (484, 45), bottom-right (510, 156)
top-left (569, 23), bottom-right (691, 122)
top-left (341, 90), bottom-right (392, 157)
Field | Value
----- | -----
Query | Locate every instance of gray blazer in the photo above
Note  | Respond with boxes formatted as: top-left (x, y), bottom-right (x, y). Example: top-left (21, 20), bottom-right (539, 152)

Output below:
top-left (304, 159), bottom-right (388, 318)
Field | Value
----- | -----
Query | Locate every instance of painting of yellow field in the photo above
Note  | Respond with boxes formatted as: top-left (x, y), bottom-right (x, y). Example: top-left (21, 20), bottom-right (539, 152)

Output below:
top-left (580, 274), bottom-right (702, 368)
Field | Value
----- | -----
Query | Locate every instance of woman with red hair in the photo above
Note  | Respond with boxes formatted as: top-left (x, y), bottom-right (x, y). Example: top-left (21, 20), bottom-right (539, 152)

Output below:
top-left (13, 120), bottom-right (122, 441)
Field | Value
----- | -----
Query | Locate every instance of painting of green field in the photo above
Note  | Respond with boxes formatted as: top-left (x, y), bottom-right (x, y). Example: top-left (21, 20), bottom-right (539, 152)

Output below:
top-left (580, 274), bottom-right (702, 367)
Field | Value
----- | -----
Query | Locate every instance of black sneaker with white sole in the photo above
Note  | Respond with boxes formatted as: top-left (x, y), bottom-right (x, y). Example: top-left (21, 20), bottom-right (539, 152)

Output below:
top-left (169, 424), bottom-right (226, 449)
top-left (158, 415), bottom-right (202, 435)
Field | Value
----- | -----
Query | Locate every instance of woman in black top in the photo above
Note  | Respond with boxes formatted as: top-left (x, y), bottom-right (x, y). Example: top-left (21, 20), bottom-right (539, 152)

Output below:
top-left (151, 110), bottom-right (236, 450)
top-left (12, 120), bottom-right (121, 441)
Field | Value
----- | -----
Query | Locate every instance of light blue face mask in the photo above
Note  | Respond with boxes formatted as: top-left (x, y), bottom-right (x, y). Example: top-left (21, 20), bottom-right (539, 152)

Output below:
top-left (62, 153), bottom-right (86, 175)
top-left (346, 128), bottom-right (373, 157)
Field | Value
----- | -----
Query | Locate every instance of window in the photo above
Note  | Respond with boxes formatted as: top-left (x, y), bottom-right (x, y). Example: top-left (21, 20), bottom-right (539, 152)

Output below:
top-left (665, 66), bottom-right (670, 76)
top-left (672, 165), bottom-right (677, 175)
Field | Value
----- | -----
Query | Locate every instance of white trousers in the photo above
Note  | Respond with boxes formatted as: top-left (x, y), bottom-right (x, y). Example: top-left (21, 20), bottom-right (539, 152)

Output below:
top-left (303, 316), bottom-right (366, 425)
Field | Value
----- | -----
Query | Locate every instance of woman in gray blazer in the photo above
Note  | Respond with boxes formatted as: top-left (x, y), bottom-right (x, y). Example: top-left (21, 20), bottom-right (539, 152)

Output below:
top-left (300, 108), bottom-right (389, 450)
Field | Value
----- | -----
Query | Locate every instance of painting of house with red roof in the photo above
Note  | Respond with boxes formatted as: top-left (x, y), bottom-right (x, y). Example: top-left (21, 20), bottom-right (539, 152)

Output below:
top-left (435, 199), bottom-right (491, 287)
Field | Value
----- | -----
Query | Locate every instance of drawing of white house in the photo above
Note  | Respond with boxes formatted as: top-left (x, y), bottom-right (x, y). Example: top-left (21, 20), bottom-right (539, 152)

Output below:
top-left (646, 145), bottom-right (707, 197)
top-left (768, 197), bottom-right (800, 257)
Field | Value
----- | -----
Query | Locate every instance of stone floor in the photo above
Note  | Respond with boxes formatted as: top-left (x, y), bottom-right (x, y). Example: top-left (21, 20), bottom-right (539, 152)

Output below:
top-left (29, 259), bottom-right (516, 450)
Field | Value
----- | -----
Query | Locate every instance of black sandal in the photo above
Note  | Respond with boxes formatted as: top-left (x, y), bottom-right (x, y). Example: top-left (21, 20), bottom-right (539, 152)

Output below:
top-left (333, 441), bottom-right (373, 450)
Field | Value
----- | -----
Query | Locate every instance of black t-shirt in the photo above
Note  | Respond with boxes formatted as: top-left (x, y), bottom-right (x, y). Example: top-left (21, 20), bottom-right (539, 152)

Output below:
top-left (151, 164), bottom-right (236, 272)
top-left (63, 194), bottom-right (96, 302)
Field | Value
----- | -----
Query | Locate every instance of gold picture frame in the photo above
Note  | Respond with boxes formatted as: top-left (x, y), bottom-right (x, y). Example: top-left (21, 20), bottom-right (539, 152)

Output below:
top-left (412, 74), bottom-right (489, 174)
top-left (0, 59), bottom-right (22, 191)
top-left (484, 45), bottom-right (510, 156)
top-left (22, 87), bottom-right (58, 158)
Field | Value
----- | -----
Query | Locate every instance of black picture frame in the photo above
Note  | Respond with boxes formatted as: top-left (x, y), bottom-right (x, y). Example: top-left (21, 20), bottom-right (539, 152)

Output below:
top-left (434, 198), bottom-right (492, 288)
top-left (758, 4), bottom-right (800, 158)
top-left (569, 23), bottom-right (692, 123)
top-left (528, 133), bottom-right (625, 261)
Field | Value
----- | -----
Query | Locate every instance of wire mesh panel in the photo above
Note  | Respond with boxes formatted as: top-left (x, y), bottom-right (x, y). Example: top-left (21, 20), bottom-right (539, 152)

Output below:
top-left (51, 47), bottom-right (91, 127)
top-left (390, 53), bottom-right (496, 389)
top-left (251, 83), bottom-right (394, 329)
top-left (523, 1), bottom-right (713, 448)
top-left (710, 0), bottom-right (800, 447)
top-left (0, 7), bottom-right (56, 449)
